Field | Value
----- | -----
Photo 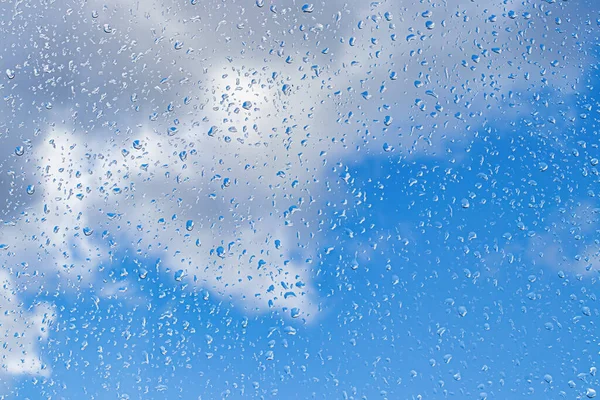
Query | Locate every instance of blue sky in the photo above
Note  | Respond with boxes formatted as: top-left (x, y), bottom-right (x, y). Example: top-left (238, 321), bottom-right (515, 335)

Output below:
top-left (1, 0), bottom-right (600, 399)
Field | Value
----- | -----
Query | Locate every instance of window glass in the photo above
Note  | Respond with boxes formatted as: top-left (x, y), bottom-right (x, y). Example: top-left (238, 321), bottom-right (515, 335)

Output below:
top-left (1, 0), bottom-right (599, 398)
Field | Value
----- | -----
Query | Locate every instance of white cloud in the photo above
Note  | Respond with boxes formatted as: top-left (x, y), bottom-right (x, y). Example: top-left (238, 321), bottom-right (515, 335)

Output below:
top-left (0, 269), bottom-right (53, 376)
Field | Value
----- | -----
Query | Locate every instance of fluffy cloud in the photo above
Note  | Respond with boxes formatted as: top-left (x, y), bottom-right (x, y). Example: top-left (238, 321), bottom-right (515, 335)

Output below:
top-left (0, 269), bottom-right (53, 376)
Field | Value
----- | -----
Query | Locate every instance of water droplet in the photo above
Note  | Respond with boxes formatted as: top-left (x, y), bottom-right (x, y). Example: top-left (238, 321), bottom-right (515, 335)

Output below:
top-left (291, 308), bottom-right (300, 318)
top-left (132, 140), bottom-right (142, 150)
top-left (284, 326), bottom-right (296, 335)
top-left (174, 41), bottom-right (183, 50)
top-left (83, 227), bottom-right (94, 236)
top-left (582, 306), bottom-right (592, 316)
top-left (425, 20), bottom-right (435, 29)
top-left (91, 10), bottom-right (99, 18)
top-left (174, 269), bottom-right (186, 282)
top-left (242, 101), bottom-right (252, 110)
top-left (26, 185), bottom-right (35, 195)
top-left (103, 24), bottom-right (113, 34)
top-left (6, 69), bottom-right (15, 79)
top-left (587, 388), bottom-right (597, 398)
top-left (301, 4), bottom-right (314, 13)
top-left (186, 220), bottom-right (194, 231)
top-left (14, 146), bottom-right (24, 156)
top-left (139, 268), bottom-right (148, 279)
top-left (458, 306), bottom-right (467, 317)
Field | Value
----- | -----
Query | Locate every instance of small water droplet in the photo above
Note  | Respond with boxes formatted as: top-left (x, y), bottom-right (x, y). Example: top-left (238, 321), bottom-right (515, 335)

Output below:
top-left (186, 220), bottom-right (194, 231)
top-left (26, 185), bottom-right (35, 195)
top-left (174, 269), bottom-right (186, 282)
top-left (301, 3), bottom-right (314, 13)
top-left (132, 140), bottom-right (142, 150)
top-left (14, 146), bottom-right (24, 156)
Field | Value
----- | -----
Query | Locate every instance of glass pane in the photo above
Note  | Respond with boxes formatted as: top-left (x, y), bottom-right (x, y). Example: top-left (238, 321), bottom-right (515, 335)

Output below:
top-left (0, 0), bottom-right (598, 398)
